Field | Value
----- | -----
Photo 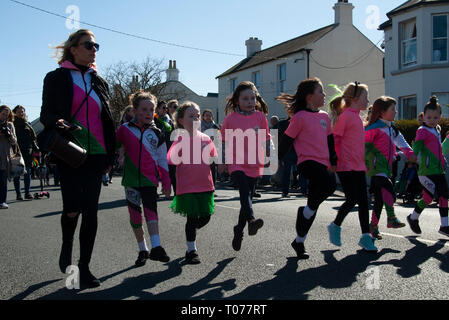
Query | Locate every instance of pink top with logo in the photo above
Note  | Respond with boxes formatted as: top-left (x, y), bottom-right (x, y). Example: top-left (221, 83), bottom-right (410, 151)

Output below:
top-left (220, 111), bottom-right (270, 178)
top-left (332, 108), bottom-right (367, 172)
top-left (285, 109), bottom-right (332, 167)
top-left (167, 131), bottom-right (217, 195)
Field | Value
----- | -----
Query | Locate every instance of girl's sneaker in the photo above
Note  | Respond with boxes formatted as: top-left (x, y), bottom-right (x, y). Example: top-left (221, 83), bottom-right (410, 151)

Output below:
top-left (358, 234), bottom-right (378, 253)
top-left (291, 240), bottom-right (309, 259)
top-left (135, 250), bottom-right (149, 267)
top-left (406, 214), bottom-right (422, 234)
top-left (387, 217), bottom-right (405, 228)
top-left (369, 223), bottom-right (383, 240)
top-left (149, 246), bottom-right (170, 262)
top-left (327, 222), bottom-right (342, 246)
top-left (0, 203), bottom-right (8, 209)
top-left (185, 250), bottom-right (201, 264)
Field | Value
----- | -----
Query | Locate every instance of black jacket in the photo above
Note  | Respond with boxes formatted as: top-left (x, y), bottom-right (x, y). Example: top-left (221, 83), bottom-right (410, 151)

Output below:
top-left (40, 66), bottom-right (116, 168)
top-left (13, 118), bottom-right (38, 168)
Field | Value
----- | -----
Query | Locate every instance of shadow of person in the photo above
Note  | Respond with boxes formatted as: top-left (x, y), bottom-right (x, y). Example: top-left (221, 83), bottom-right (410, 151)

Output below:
top-left (154, 257), bottom-right (236, 300)
top-left (392, 236), bottom-right (448, 278)
top-left (227, 248), bottom-right (400, 300)
top-left (36, 258), bottom-right (184, 300)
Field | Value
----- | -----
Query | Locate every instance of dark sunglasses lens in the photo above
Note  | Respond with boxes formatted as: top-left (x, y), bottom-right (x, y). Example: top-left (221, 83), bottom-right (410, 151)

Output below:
top-left (84, 41), bottom-right (100, 51)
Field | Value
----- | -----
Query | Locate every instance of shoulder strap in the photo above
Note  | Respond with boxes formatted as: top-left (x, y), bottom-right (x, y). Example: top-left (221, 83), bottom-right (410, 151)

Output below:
top-left (69, 80), bottom-right (94, 123)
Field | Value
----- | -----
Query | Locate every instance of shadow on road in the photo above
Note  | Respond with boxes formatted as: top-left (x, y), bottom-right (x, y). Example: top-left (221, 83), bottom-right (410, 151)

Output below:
top-left (13, 257), bottom-right (235, 300)
top-left (227, 248), bottom-right (400, 300)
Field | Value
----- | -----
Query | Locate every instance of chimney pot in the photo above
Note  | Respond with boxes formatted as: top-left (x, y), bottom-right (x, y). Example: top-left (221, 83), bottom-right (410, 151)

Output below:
top-left (169, 60), bottom-right (172, 69)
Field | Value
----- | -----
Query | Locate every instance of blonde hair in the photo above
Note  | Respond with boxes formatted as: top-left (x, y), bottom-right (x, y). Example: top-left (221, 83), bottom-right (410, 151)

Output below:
top-left (129, 90), bottom-right (157, 109)
top-left (54, 29), bottom-right (95, 65)
top-left (174, 101), bottom-right (200, 129)
top-left (329, 82), bottom-right (368, 125)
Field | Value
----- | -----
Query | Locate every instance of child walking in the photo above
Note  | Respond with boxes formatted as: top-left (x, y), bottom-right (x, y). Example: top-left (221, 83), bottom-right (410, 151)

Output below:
top-left (167, 102), bottom-right (217, 264)
top-left (327, 82), bottom-right (378, 252)
top-left (218, 81), bottom-right (270, 252)
top-left (277, 78), bottom-right (337, 259)
top-left (365, 96), bottom-right (415, 240)
top-left (116, 91), bottom-right (171, 267)
top-left (407, 96), bottom-right (449, 237)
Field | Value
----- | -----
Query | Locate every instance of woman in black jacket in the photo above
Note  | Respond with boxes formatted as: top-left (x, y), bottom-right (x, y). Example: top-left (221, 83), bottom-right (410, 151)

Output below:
top-left (12, 105), bottom-right (38, 200)
top-left (40, 29), bottom-right (116, 288)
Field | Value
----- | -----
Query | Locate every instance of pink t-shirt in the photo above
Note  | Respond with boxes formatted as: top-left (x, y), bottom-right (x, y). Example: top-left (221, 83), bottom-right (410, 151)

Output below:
top-left (167, 131), bottom-right (217, 195)
top-left (221, 111), bottom-right (270, 178)
top-left (332, 108), bottom-right (367, 172)
top-left (285, 109), bottom-right (331, 167)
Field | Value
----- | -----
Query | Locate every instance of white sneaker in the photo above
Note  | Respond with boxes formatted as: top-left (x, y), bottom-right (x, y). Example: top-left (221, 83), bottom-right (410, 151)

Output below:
top-left (0, 203), bottom-right (8, 209)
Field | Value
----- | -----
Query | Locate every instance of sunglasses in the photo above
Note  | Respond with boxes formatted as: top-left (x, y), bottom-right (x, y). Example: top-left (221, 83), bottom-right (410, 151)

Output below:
top-left (79, 41), bottom-right (100, 51)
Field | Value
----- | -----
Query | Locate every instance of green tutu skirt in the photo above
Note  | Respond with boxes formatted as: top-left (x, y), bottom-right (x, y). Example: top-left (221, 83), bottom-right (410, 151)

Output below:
top-left (169, 191), bottom-right (215, 218)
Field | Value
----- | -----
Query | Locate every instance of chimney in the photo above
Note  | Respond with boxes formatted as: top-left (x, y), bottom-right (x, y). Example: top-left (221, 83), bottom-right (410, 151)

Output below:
top-left (166, 59), bottom-right (179, 82)
top-left (245, 37), bottom-right (262, 57)
top-left (333, 0), bottom-right (354, 26)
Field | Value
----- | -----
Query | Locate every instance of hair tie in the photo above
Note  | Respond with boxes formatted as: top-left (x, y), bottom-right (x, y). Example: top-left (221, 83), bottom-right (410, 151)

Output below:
top-left (353, 81), bottom-right (360, 98)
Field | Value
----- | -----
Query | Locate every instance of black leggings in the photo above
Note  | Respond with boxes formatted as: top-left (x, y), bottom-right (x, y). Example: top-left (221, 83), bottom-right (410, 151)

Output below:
top-left (231, 171), bottom-right (257, 232)
top-left (58, 156), bottom-right (105, 266)
top-left (334, 171), bottom-right (370, 234)
top-left (185, 216), bottom-right (211, 242)
top-left (298, 161), bottom-right (336, 211)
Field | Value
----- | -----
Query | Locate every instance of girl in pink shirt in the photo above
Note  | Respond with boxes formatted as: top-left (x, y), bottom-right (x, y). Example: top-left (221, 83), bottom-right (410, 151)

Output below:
top-left (218, 81), bottom-right (270, 252)
top-left (327, 82), bottom-right (377, 252)
top-left (277, 78), bottom-right (337, 259)
top-left (167, 102), bottom-right (217, 264)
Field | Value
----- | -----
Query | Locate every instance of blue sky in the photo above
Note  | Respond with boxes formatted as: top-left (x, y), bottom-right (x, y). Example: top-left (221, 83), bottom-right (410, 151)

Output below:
top-left (0, 0), bottom-right (405, 122)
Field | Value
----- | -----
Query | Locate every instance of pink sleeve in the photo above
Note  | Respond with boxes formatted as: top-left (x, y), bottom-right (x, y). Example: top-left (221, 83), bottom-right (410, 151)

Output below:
top-left (166, 137), bottom-right (181, 165)
top-left (365, 128), bottom-right (376, 144)
top-left (284, 114), bottom-right (301, 139)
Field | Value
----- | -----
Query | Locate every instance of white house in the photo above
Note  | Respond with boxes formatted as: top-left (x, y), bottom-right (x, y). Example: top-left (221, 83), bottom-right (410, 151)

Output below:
top-left (379, 0), bottom-right (449, 119)
top-left (160, 60), bottom-right (219, 118)
top-left (216, 0), bottom-right (385, 122)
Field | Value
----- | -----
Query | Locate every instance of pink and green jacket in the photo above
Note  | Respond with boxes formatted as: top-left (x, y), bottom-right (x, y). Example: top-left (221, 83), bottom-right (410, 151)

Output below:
top-left (60, 61), bottom-right (106, 155)
top-left (413, 125), bottom-right (446, 176)
top-left (365, 119), bottom-right (414, 177)
top-left (116, 120), bottom-right (170, 189)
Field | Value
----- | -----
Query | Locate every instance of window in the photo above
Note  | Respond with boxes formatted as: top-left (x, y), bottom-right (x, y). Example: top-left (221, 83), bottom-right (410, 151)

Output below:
top-left (277, 63), bottom-right (286, 95)
top-left (400, 19), bottom-right (417, 67)
top-left (432, 92), bottom-right (449, 118)
top-left (230, 78), bottom-right (237, 93)
top-left (433, 15), bottom-right (448, 62)
top-left (252, 71), bottom-right (261, 90)
top-left (399, 96), bottom-right (417, 120)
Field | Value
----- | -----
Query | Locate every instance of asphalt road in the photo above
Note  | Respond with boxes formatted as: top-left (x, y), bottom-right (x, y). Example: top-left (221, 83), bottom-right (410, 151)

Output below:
top-left (1, 177), bottom-right (448, 301)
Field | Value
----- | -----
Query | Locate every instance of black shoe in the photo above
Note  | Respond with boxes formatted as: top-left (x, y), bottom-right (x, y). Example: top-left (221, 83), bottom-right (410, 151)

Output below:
top-left (135, 250), bottom-right (150, 267)
top-left (149, 246), bottom-right (170, 262)
top-left (16, 194), bottom-right (23, 201)
top-left (407, 214), bottom-right (422, 234)
top-left (438, 226), bottom-right (449, 237)
top-left (232, 226), bottom-right (243, 251)
top-left (185, 250), bottom-right (201, 264)
top-left (78, 264), bottom-right (100, 288)
top-left (282, 192), bottom-right (289, 198)
top-left (252, 192), bottom-right (262, 198)
top-left (25, 193), bottom-right (33, 200)
top-left (291, 240), bottom-right (309, 259)
top-left (248, 218), bottom-right (264, 236)
top-left (59, 241), bottom-right (73, 273)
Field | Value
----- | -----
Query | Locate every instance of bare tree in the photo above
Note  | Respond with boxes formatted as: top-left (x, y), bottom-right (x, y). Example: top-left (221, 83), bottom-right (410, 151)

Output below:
top-left (104, 56), bottom-right (168, 125)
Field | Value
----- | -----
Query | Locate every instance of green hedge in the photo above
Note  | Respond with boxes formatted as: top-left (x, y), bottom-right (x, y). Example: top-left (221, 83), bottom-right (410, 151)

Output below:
top-left (394, 119), bottom-right (449, 144)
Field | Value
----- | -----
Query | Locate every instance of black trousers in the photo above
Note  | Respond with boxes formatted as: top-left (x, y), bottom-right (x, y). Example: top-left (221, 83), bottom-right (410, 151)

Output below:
top-left (334, 171), bottom-right (370, 234)
top-left (231, 171), bottom-right (257, 232)
top-left (298, 161), bottom-right (336, 211)
top-left (58, 155), bottom-right (105, 266)
top-left (185, 216), bottom-right (211, 242)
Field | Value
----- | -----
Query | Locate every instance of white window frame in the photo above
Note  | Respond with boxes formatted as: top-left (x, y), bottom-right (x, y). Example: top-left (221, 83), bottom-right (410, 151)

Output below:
top-left (277, 63), bottom-right (286, 95)
top-left (230, 78), bottom-right (237, 93)
top-left (432, 14), bottom-right (448, 63)
top-left (252, 71), bottom-right (261, 90)
top-left (399, 95), bottom-right (417, 120)
top-left (400, 19), bottom-right (417, 67)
